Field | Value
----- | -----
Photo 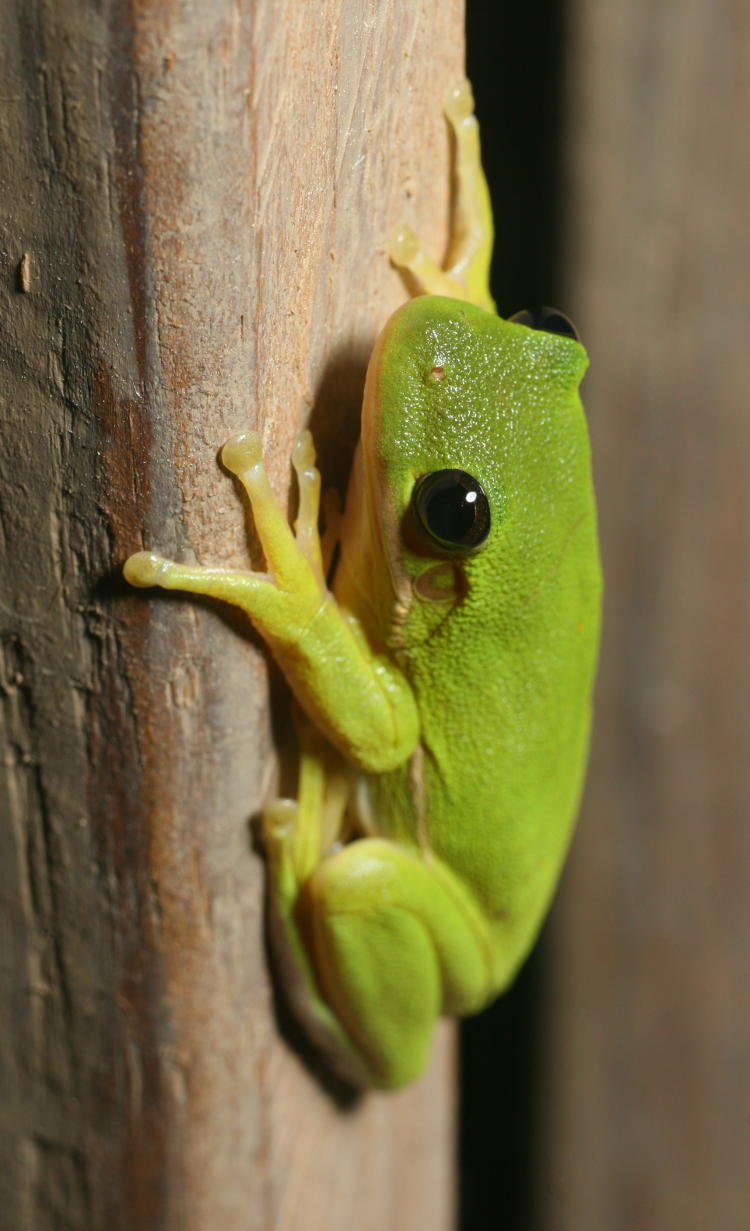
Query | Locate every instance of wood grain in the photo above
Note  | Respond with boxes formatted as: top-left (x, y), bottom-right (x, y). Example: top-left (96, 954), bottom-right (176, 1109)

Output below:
top-left (0, 1), bottom-right (464, 1227)
top-left (538, 3), bottom-right (750, 1228)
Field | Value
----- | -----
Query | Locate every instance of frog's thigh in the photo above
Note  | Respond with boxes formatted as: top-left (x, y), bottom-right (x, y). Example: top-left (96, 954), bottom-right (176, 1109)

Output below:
top-left (305, 838), bottom-right (489, 1089)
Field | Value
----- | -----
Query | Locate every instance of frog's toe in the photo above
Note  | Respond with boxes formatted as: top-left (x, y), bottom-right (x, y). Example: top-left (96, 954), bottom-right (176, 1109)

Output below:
top-left (123, 551), bottom-right (172, 587)
top-left (221, 430), bottom-right (263, 476)
top-left (292, 429), bottom-right (316, 472)
top-left (388, 223), bottom-right (420, 269)
top-left (263, 798), bottom-right (298, 843)
top-left (444, 79), bottom-right (475, 125)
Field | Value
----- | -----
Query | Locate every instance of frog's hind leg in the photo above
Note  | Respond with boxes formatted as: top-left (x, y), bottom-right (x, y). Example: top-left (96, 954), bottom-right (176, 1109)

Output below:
top-left (262, 720), bottom-right (371, 1085)
top-left (304, 837), bottom-right (492, 1089)
top-left (389, 79), bottom-right (496, 314)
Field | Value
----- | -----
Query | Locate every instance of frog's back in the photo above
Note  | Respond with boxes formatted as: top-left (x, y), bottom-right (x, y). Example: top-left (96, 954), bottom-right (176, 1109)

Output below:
top-left (364, 295), bottom-right (601, 988)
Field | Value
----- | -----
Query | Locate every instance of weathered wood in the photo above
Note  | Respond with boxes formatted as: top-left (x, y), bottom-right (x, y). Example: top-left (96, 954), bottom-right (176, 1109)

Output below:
top-left (0, 2), bottom-right (464, 1227)
top-left (538, 3), bottom-right (750, 1228)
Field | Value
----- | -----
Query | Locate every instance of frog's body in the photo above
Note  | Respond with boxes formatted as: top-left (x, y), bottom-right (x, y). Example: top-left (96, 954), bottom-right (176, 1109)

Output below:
top-left (124, 83), bottom-right (601, 1089)
top-left (345, 297), bottom-right (599, 998)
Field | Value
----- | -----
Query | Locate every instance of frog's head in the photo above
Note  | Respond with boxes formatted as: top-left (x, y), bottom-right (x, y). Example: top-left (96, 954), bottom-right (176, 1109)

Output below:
top-left (337, 295), bottom-right (593, 653)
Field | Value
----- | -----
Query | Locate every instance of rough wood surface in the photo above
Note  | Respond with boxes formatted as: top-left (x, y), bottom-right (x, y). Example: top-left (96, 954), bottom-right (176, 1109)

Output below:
top-left (0, 2), bottom-right (464, 1228)
top-left (538, 3), bottom-right (750, 1228)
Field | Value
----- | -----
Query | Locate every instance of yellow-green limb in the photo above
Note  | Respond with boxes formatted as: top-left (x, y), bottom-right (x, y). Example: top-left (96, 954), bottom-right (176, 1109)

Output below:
top-left (123, 431), bottom-right (419, 775)
top-left (389, 80), bottom-right (496, 314)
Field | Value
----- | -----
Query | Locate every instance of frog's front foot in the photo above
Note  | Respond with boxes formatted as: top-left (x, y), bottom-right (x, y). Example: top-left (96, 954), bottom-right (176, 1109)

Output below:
top-left (122, 428), bottom-right (329, 644)
top-left (389, 79), bottom-right (495, 314)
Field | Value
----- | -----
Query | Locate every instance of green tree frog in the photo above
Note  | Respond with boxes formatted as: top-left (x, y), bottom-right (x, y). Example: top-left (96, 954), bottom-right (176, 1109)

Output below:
top-left (124, 82), bottom-right (601, 1089)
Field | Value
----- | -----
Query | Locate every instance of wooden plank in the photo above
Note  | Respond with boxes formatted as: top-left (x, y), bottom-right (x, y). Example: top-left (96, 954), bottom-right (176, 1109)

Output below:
top-left (0, 1), bottom-right (464, 1226)
top-left (538, 3), bottom-right (750, 1227)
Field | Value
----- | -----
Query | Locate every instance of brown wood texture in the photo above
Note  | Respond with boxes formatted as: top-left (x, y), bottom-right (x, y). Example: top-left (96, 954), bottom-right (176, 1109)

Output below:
top-left (538, 3), bottom-right (750, 1228)
top-left (0, 2), bottom-right (464, 1228)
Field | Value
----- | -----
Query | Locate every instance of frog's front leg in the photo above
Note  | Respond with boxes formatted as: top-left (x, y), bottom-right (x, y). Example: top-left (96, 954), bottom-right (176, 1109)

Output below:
top-left (299, 837), bottom-right (493, 1089)
top-left (389, 79), bottom-right (495, 313)
top-left (124, 431), bottom-right (419, 773)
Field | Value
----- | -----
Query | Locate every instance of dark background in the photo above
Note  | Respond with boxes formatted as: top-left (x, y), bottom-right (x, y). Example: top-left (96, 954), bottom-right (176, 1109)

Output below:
top-left (461, 3), bottom-right (566, 1226)
top-left (461, 2), bottom-right (750, 1229)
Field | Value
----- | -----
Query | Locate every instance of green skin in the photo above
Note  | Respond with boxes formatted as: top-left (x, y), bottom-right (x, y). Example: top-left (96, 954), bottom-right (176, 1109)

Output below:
top-left (323, 297), bottom-right (600, 1083)
top-left (124, 83), bottom-right (601, 1089)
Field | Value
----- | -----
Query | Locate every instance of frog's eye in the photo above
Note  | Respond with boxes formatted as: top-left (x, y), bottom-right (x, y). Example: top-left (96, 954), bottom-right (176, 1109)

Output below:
top-left (509, 306), bottom-right (580, 341)
top-left (412, 470), bottom-right (491, 554)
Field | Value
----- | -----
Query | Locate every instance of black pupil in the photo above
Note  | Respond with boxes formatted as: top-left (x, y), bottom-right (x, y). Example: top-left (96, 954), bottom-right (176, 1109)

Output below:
top-left (413, 470), bottom-right (490, 552)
